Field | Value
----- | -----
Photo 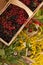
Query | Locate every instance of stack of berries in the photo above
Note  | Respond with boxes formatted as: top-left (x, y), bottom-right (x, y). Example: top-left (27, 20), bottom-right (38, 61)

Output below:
top-left (19, 0), bottom-right (42, 11)
top-left (0, 4), bottom-right (28, 43)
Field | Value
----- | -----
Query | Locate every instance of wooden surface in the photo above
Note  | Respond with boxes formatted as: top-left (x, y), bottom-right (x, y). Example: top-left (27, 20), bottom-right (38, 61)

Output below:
top-left (0, 0), bottom-right (7, 10)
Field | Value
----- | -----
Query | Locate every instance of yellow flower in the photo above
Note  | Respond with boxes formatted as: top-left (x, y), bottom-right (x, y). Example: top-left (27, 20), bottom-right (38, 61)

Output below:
top-left (31, 53), bottom-right (43, 65)
top-left (19, 40), bottom-right (24, 44)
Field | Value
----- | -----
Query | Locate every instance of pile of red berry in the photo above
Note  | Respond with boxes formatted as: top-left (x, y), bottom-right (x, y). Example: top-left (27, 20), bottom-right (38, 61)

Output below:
top-left (0, 4), bottom-right (28, 43)
top-left (19, 0), bottom-right (30, 6)
top-left (19, 0), bottom-right (42, 11)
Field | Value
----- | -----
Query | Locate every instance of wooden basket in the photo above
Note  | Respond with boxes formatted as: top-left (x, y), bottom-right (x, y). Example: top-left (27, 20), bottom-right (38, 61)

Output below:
top-left (0, 0), bottom-right (43, 46)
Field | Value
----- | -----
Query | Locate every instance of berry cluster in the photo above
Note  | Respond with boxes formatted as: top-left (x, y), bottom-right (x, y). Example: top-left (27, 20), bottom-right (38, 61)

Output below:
top-left (25, 18), bottom-right (43, 32)
top-left (0, 4), bottom-right (28, 43)
top-left (19, 0), bottom-right (42, 11)
top-left (19, 0), bottom-right (30, 6)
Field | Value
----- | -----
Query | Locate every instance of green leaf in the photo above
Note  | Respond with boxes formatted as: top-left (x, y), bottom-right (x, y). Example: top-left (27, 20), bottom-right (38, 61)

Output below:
top-left (0, 49), bottom-right (5, 56)
top-left (35, 10), bottom-right (41, 17)
top-left (0, 62), bottom-right (2, 65)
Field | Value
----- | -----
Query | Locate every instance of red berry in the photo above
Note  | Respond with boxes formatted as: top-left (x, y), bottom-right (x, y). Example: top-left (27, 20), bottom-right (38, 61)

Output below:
top-left (29, 29), bottom-right (32, 32)
top-left (20, 0), bottom-right (30, 5)
top-left (32, 18), bottom-right (41, 26)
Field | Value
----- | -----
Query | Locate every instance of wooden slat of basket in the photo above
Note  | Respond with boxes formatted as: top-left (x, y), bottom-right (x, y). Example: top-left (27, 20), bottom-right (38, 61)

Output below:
top-left (0, 38), bottom-right (9, 46)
